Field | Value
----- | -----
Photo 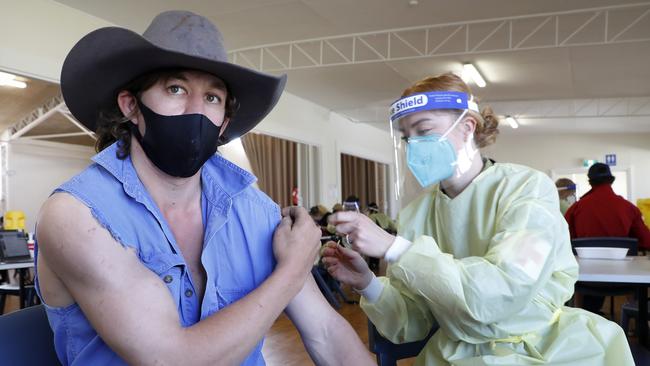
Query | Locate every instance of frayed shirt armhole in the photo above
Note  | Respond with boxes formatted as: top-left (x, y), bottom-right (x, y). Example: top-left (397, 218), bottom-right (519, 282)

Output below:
top-left (53, 188), bottom-right (133, 252)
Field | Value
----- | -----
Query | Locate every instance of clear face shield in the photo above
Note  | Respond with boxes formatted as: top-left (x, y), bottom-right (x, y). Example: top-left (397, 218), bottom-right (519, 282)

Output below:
top-left (557, 184), bottom-right (577, 204)
top-left (389, 91), bottom-right (479, 202)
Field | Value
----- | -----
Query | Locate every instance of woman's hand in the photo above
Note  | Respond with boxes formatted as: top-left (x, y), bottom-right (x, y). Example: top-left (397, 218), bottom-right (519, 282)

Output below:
top-left (329, 211), bottom-right (395, 258)
top-left (321, 242), bottom-right (374, 290)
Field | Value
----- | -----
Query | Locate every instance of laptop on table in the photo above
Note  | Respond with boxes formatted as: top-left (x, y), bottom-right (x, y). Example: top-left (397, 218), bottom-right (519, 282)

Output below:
top-left (0, 231), bottom-right (32, 264)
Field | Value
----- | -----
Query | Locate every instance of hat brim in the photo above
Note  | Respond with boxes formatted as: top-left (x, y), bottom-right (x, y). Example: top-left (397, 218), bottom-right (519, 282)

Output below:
top-left (61, 27), bottom-right (286, 144)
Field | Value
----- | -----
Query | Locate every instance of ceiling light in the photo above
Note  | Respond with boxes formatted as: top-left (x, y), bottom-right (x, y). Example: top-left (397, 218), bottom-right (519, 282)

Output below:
top-left (0, 71), bottom-right (27, 89)
top-left (505, 115), bottom-right (519, 129)
top-left (0, 79), bottom-right (26, 88)
top-left (462, 63), bottom-right (486, 88)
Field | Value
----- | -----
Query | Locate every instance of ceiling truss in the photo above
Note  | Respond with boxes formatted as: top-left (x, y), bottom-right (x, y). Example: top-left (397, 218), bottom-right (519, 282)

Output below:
top-left (8, 94), bottom-right (96, 141)
top-left (229, 2), bottom-right (650, 72)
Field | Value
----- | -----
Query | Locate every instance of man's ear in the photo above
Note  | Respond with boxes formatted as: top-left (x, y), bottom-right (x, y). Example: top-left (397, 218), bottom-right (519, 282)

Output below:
top-left (116, 91), bottom-right (139, 124)
top-left (219, 117), bottom-right (230, 137)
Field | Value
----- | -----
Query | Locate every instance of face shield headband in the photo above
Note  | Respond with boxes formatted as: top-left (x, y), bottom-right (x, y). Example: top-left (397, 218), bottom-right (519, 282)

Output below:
top-left (388, 91), bottom-right (479, 199)
top-left (557, 184), bottom-right (577, 191)
top-left (389, 91), bottom-right (479, 124)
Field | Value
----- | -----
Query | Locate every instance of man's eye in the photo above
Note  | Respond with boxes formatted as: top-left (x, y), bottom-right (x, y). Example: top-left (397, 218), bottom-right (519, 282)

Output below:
top-left (206, 94), bottom-right (221, 104)
top-left (168, 85), bottom-right (185, 94)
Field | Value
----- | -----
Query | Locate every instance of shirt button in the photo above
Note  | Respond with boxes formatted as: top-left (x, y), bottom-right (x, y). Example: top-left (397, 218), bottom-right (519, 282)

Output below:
top-left (163, 275), bottom-right (173, 283)
top-left (185, 289), bottom-right (194, 297)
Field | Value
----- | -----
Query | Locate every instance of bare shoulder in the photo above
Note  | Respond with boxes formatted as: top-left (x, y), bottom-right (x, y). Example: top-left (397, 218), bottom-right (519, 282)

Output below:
top-left (37, 192), bottom-right (139, 285)
top-left (37, 192), bottom-right (101, 306)
top-left (37, 192), bottom-right (97, 263)
top-left (38, 192), bottom-right (91, 228)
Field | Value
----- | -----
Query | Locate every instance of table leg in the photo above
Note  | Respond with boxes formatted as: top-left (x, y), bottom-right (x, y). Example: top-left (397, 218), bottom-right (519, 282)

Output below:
top-left (638, 285), bottom-right (648, 348)
top-left (18, 268), bottom-right (26, 309)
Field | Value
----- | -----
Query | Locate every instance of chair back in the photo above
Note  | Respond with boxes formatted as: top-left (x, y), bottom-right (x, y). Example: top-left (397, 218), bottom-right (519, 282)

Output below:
top-left (571, 237), bottom-right (638, 255)
top-left (368, 319), bottom-right (436, 366)
top-left (0, 305), bottom-right (61, 365)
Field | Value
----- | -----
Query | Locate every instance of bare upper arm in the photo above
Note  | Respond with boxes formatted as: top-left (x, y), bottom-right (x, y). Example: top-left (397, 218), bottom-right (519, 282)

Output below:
top-left (36, 193), bottom-right (184, 364)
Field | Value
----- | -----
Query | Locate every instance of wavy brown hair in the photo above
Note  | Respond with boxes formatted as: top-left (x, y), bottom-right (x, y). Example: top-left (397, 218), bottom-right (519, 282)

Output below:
top-left (95, 69), bottom-right (239, 159)
top-left (401, 72), bottom-right (499, 148)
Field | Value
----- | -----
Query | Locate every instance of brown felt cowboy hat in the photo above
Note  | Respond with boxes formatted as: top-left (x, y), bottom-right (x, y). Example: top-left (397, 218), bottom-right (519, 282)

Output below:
top-left (61, 10), bottom-right (286, 144)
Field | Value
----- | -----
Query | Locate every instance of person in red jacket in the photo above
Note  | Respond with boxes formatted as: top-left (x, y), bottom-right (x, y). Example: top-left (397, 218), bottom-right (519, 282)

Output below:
top-left (565, 162), bottom-right (650, 313)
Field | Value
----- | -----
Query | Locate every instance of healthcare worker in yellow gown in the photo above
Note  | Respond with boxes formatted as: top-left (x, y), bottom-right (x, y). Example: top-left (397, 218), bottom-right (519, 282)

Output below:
top-left (322, 73), bottom-right (634, 365)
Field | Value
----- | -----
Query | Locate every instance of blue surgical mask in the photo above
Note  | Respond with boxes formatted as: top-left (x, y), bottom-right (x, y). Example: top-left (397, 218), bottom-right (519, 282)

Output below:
top-left (405, 110), bottom-right (468, 188)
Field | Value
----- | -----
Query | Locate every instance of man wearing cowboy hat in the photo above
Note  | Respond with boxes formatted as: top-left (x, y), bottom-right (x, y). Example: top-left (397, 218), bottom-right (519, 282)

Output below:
top-left (35, 11), bottom-right (373, 365)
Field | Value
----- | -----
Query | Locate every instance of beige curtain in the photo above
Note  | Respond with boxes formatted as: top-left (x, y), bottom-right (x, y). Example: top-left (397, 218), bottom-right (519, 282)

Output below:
top-left (341, 153), bottom-right (387, 211)
top-left (241, 133), bottom-right (297, 207)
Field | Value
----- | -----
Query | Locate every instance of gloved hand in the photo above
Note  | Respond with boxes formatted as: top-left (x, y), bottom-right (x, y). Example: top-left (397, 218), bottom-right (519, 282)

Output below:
top-left (321, 242), bottom-right (374, 290)
top-left (328, 211), bottom-right (395, 258)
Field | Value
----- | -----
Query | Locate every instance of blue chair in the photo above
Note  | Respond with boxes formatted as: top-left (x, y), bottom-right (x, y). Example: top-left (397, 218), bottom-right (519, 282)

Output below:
top-left (368, 319), bottom-right (437, 366)
top-left (0, 305), bottom-right (60, 365)
top-left (630, 340), bottom-right (650, 365)
top-left (572, 237), bottom-right (638, 319)
top-left (621, 300), bottom-right (650, 335)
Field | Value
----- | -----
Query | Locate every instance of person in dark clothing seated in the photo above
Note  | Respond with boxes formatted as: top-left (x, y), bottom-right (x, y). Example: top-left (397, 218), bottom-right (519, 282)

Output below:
top-left (565, 163), bottom-right (650, 314)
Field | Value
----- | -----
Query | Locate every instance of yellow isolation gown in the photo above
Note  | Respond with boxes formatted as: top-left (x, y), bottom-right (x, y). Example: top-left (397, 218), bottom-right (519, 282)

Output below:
top-left (361, 161), bottom-right (633, 365)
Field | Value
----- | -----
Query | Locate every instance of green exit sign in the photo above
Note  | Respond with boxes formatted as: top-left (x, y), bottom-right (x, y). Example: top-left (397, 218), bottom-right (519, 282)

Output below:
top-left (583, 159), bottom-right (598, 167)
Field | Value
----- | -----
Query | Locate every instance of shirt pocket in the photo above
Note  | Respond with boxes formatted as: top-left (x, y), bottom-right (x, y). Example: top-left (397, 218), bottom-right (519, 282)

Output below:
top-left (216, 288), bottom-right (253, 309)
top-left (141, 252), bottom-right (186, 303)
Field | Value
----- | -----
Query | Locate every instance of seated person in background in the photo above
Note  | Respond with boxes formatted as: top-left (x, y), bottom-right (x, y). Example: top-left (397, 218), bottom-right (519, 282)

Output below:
top-left (310, 205), bottom-right (334, 236)
top-left (565, 162), bottom-right (650, 314)
top-left (309, 204), bottom-right (325, 223)
top-left (367, 202), bottom-right (397, 235)
top-left (35, 11), bottom-right (372, 366)
top-left (555, 178), bottom-right (576, 215)
top-left (332, 203), bottom-right (344, 213)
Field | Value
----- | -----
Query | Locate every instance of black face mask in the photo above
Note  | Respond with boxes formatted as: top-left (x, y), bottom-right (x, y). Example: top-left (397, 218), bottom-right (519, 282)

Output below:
top-left (132, 100), bottom-right (222, 178)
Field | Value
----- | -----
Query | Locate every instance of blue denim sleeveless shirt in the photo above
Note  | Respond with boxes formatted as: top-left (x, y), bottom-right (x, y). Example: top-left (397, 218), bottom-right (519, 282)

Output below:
top-left (35, 142), bottom-right (279, 365)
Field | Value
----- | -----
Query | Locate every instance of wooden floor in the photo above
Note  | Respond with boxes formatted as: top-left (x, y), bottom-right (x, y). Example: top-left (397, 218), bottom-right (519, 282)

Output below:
top-left (261, 290), bottom-right (415, 366)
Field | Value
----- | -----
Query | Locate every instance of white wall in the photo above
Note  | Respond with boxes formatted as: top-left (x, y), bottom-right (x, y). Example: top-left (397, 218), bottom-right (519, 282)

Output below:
top-left (7, 140), bottom-right (94, 231)
top-left (1, 1), bottom-right (113, 82)
top-left (482, 132), bottom-right (650, 202)
top-left (253, 92), bottom-right (397, 216)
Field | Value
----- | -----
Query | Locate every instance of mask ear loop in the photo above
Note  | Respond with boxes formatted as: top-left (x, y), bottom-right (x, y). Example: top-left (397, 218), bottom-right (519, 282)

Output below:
top-left (439, 109), bottom-right (469, 141)
top-left (440, 94), bottom-right (477, 140)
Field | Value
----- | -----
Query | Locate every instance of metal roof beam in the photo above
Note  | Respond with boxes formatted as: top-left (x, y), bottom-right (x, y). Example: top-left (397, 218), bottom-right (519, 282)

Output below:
top-left (229, 2), bottom-right (650, 72)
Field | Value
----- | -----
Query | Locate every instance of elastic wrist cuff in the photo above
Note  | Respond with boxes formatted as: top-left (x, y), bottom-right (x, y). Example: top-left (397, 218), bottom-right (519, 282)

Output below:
top-left (384, 236), bottom-right (413, 263)
top-left (353, 274), bottom-right (383, 303)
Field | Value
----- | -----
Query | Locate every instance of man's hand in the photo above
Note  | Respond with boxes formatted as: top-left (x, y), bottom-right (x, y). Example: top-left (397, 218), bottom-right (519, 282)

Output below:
top-left (329, 211), bottom-right (395, 258)
top-left (273, 206), bottom-right (321, 283)
top-left (321, 242), bottom-right (374, 290)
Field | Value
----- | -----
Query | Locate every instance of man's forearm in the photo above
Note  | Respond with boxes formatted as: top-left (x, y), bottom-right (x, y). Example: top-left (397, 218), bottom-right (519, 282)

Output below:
top-left (303, 314), bottom-right (375, 366)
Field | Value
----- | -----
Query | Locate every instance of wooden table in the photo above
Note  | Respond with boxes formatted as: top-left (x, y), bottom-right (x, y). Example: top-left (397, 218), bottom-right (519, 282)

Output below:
top-left (577, 256), bottom-right (650, 348)
top-left (0, 261), bottom-right (35, 310)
